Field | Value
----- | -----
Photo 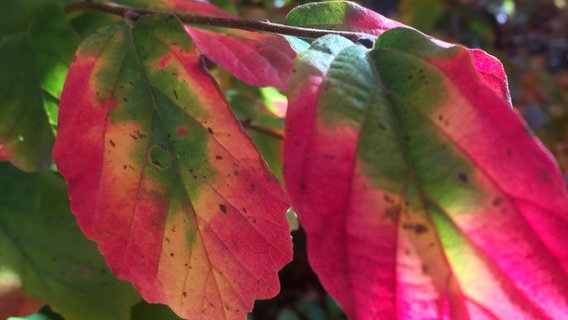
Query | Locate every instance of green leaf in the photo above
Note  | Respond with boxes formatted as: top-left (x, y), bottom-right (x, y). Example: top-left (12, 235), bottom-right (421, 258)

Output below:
top-left (0, 163), bottom-right (140, 320)
top-left (130, 301), bottom-right (183, 320)
top-left (0, 2), bottom-right (79, 171)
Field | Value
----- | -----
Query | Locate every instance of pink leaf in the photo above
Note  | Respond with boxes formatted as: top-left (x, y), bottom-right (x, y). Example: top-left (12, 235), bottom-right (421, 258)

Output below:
top-left (284, 29), bottom-right (568, 319)
top-left (156, 0), bottom-right (295, 90)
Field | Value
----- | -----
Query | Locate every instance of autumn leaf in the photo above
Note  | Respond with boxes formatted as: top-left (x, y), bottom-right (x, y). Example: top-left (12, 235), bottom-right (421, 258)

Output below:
top-left (0, 1), bottom-right (78, 171)
top-left (131, 0), bottom-right (295, 90)
top-left (52, 14), bottom-right (292, 319)
top-left (283, 29), bottom-right (568, 319)
top-left (286, 0), bottom-right (510, 103)
top-left (0, 163), bottom-right (139, 320)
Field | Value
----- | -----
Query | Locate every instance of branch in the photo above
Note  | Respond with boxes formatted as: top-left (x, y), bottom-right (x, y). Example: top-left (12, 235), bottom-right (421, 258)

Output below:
top-left (63, 1), bottom-right (375, 46)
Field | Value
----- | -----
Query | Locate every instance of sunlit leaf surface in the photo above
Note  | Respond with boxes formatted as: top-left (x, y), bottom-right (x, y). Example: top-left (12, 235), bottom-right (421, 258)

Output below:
top-left (53, 14), bottom-right (292, 319)
top-left (284, 29), bottom-right (568, 319)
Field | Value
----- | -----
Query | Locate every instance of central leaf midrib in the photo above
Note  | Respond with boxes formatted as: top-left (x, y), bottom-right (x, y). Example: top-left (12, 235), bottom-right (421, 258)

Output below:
top-left (127, 18), bottom-right (230, 319)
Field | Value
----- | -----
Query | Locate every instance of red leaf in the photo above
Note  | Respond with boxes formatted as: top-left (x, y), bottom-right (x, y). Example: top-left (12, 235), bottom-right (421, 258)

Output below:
top-left (156, 0), bottom-right (295, 90)
top-left (284, 30), bottom-right (568, 319)
top-left (53, 15), bottom-right (291, 319)
top-left (185, 27), bottom-right (294, 90)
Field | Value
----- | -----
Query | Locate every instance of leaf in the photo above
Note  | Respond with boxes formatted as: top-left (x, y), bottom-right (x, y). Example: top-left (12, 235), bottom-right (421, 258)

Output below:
top-left (286, 1), bottom-right (511, 103)
top-left (0, 163), bottom-right (140, 320)
top-left (283, 29), bottom-right (568, 319)
top-left (131, 301), bottom-right (183, 320)
top-left (226, 81), bottom-right (285, 180)
top-left (133, 0), bottom-right (295, 90)
top-left (52, 14), bottom-right (292, 319)
top-left (0, 1), bottom-right (79, 171)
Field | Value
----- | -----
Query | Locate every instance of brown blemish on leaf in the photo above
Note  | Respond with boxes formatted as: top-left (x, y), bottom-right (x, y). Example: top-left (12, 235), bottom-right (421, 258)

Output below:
top-left (402, 223), bottom-right (428, 234)
top-left (492, 196), bottom-right (503, 207)
top-left (219, 204), bottom-right (227, 214)
top-left (458, 173), bottom-right (468, 183)
top-left (383, 205), bottom-right (401, 223)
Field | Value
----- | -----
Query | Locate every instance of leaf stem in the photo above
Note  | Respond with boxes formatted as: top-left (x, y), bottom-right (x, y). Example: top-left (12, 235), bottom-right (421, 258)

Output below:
top-left (241, 120), bottom-right (284, 140)
top-left (63, 1), bottom-right (374, 46)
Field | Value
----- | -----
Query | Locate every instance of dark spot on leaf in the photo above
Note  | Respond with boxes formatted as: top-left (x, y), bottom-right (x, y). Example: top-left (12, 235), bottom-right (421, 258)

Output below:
top-left (170, 253), bottom-right (174, 257)
top-left (422, 265), bottom-right (428, 273)
top-left (174, 90), bottom-right (178, 100)
top-left (378, 123), bottom-right (386, 130)
top-left (438, 115), bottom-right (443, 121)
top-left (109, 140), bottom-right (116, 147)
top-left (242, 207), bottom-right (248, 213)
top-left (208, 127), bottom-right (214, 134)
top-left (215, 155), bottom-right (223, 160)
top-left (134, 130), bottom-right (147, 139)
top-left (383, 195), bottom-right (395, 203)
top-left (233, 170), bottom-right (239, 176)
top-left (458, 173), bottom-right (468, 183)
top-left (402, 223), bottom-right (428, 234)
top-left (493, 197), bottom-right (503, 207)
top-left (383, 205), bottom-right (401, 222)
top-left (219, 204), bottom-right (227, 214)
top-left (183, 291), bottom-right (187, 297)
